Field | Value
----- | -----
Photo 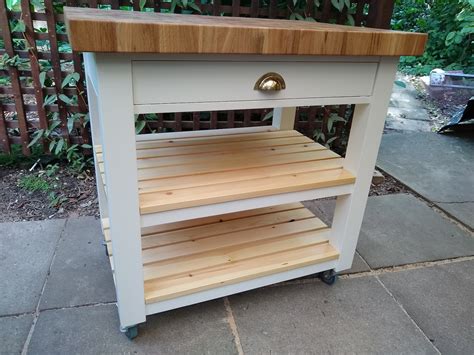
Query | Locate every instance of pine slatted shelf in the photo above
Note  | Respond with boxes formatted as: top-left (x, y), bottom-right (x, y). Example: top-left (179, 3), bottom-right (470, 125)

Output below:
top-left (104, 203), bottom-right (338, 304)
top-left (94, 129), bottom-right (355, 216)
top-left (65, 7), bottom-right (426, 338)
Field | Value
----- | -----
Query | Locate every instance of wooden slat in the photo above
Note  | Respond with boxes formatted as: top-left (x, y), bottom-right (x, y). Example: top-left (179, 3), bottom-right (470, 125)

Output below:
top-left (135, 130), bottom-right (302, 151)
top-left (142, 217), bottom-right (327, 264)
top-left (137, 149), bottom-right (339, 180)
top-left (95, 130), bottom-right (355, 214)
top-left (141, 202), bottom-right (304, 236)
top-left (45, 0), bottom-right (70, 143)
top-left (21, 0), bottom-right (49, 152)
top-left (136, 129), bottom-right (292, 145)
top-left (141, 204), bottom-right (338, 302)
top-left (140, 168), bottom-right (354, 214)
top-left (97, 141), bottom-right (324, 166)
top-left (137, 143), bottom-right (326, 169)
top-left (0, 2), bottom-right (30, 155)
top-left (64, 8), bottom-right (427, 56)
top-left (135, 136), bottom-right (312, 159)
top-left (143, 231), bottom-right (330, 281)
top-left (144, 241), bottom-right (338, 303)
top-left (141, 207), bottom-right (315, 249)
top-left (138, 158), bottom-right (345, 193)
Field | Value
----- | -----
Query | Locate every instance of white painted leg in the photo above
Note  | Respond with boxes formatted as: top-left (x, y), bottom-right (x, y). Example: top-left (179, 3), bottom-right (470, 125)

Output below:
top-left (331, 57), bottom-right (399, 271)
top-left (85, 72), bottom-right (108, 221)
top-left (272, 107), bottom-right (296, 130)
top-left (91, 54), bottom-right (146, 328)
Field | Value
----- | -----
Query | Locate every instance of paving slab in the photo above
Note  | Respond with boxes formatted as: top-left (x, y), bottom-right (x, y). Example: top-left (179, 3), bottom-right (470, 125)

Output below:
top-left (0, 314), bottom-right (33, 354)
top-left (385, 112), bottom-right (434, 132)
top-left (28, 301), bottom-right (237, 354)
top-left (40, 217), bottom-right (116, 310)
top-left (229, 277), bottom-right (436, 354)
top-left (357, 194), bottom-right (474, 268)
top-left (437, 201), bottom-right (474, 230)
top-left (385, 78), bottom-right (433, 132)
top-left (380, 260), bottom-right (474, 354)
top-left (377, 132), bottom-right (474, 228)
top-left (303, 198), bottom-right (336, 226)
top-left (0, 219), bottom-right (65, 316)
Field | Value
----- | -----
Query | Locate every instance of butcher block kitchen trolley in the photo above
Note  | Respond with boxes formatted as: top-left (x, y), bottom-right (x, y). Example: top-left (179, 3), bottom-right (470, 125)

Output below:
top-left (65, 8), bottom-right (426, 339)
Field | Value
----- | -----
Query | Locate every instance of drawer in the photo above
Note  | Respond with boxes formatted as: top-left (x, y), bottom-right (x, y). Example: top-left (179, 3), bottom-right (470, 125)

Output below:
top-left (132, 60), bottom-right (378, 106)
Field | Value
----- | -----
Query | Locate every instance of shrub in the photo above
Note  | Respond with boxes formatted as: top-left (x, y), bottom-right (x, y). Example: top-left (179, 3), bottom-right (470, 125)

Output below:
top-left (392, 0), bottom-right (474, 75)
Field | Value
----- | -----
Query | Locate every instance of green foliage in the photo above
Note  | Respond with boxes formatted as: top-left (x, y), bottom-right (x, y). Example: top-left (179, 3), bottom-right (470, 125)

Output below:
top-left (27, 114), bottom-right (92, 174)
top-left (313, 112), bottom-right (348, 149)
top-left (289, 0), bottom-right (355, 24)
top-left (0, 53), bottom-right (29, 70)
top-left (393, 0), bottom-right (474, 75)
top-left (169, 0), bottom-right (202, 13)
top-left (48, 191), bottom-right (67, 207)
top-left (18, 175), bottom-right (51, 192)
top-left (43, 163), bottom-right (60, 177)
top-left (0, 145), bottom-right (43, 167)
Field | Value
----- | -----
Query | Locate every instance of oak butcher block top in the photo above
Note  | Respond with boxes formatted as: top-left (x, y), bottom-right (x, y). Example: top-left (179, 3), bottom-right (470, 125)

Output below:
top-left (64, 7), bottom-right (427, 56)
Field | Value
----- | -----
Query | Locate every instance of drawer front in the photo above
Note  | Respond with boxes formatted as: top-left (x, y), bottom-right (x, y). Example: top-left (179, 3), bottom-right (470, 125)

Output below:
top-left (132, 61), bottom-right (377, 105)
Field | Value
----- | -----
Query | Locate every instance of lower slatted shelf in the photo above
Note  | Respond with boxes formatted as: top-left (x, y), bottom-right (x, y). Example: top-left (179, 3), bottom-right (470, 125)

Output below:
top-left (140, 202), bottom-right (339, 303)
top-left (101, 203), bottom-right (339, 304)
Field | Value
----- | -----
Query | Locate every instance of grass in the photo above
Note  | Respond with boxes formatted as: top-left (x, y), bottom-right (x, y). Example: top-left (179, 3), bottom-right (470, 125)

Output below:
top-left (18, 175), bottom-right (51, 192)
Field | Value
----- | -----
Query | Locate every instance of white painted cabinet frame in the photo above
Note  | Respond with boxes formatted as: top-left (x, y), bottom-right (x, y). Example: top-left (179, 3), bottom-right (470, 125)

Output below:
top-left (84, 53), bottom-right (398, 333)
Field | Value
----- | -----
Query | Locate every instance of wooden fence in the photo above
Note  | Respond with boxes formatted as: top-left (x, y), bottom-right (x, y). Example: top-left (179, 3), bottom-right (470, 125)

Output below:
top-left (0, 0), bottom-right (394, 155)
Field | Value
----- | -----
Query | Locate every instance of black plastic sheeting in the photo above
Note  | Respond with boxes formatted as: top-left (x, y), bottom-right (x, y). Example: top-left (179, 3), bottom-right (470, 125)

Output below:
top-left (438, 97), bottom-right (474, 133)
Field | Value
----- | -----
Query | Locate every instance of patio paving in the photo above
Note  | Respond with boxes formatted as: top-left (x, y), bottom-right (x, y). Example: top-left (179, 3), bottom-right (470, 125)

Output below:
top-left (40, 217), bottom-right (116, 310)
top-left (0, 314), bottom-right (33, 354)
top-left (380, 260), bottom-right (474, 354)
top-left (377, 131), bottom-right (474, 229)
top-left (358, 194), bottom-right (474, 268)
top-left (229, 277), bottom-right (437, 354)
top-left (306, 194), bottom-right (474, 269)
top-left (1, 197), bottom-right (472, 353)
top-left (385, 76), bottom-right (434, 132)
top-left (0, 219), bottom-right (65, 316)
top-left (28, 301), bottom-right (237, 354)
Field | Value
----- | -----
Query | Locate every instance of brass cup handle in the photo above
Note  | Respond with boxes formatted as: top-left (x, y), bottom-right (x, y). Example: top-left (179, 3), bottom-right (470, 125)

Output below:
top-left (254, 72), bottom-right (286, 91)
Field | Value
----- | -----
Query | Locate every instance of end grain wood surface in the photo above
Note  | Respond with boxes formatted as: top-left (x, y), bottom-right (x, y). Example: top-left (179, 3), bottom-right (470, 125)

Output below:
top-left (64, 7), bottom-right (427, 56)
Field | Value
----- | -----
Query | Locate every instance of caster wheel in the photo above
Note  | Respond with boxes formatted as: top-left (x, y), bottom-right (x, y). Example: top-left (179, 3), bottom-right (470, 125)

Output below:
top-left (320, 270), bottom-right (338, 285)
top-left (123, 325), bottom-right (138, 340)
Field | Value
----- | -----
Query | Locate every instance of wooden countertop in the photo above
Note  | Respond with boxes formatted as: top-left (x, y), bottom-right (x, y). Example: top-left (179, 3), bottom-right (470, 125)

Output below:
top-left (64, 7), bottom-right (427, 56)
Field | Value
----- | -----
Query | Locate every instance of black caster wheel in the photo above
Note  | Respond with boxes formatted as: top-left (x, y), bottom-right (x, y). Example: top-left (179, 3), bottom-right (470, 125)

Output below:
top-left (122, 325), bottom-right (138, 340)
top-left (319, 270), bottom-right (338, 285)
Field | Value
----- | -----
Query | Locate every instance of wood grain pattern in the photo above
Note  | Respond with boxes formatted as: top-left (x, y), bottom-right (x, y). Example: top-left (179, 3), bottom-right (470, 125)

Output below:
top-left (94, 130), bottom-right (356, 214)
top-left (64, 7), bottom-right (427, 56)
top-left (142, 204), bottom-right (339, 303)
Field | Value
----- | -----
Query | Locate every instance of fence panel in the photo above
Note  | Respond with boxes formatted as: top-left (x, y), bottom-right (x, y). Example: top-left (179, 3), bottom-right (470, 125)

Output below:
top-left (0, 0), bottom-right (394, 155)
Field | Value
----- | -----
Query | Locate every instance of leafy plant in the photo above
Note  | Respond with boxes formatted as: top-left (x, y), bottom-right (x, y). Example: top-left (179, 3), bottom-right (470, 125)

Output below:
top-left (18, 175), bottom-right (51, 192)
top-left (393, 0), bottom-right (473, 75)
top-left (174, 0), bottom-right (201, 13)
top-left (312, 112), bottom-right (348, 149)
top-left (48, 191), bottom-right (67, 207)
top-left (43, 163), bottom-right (60, 177)
top-left (0, 53), bottom-right (29, 70)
